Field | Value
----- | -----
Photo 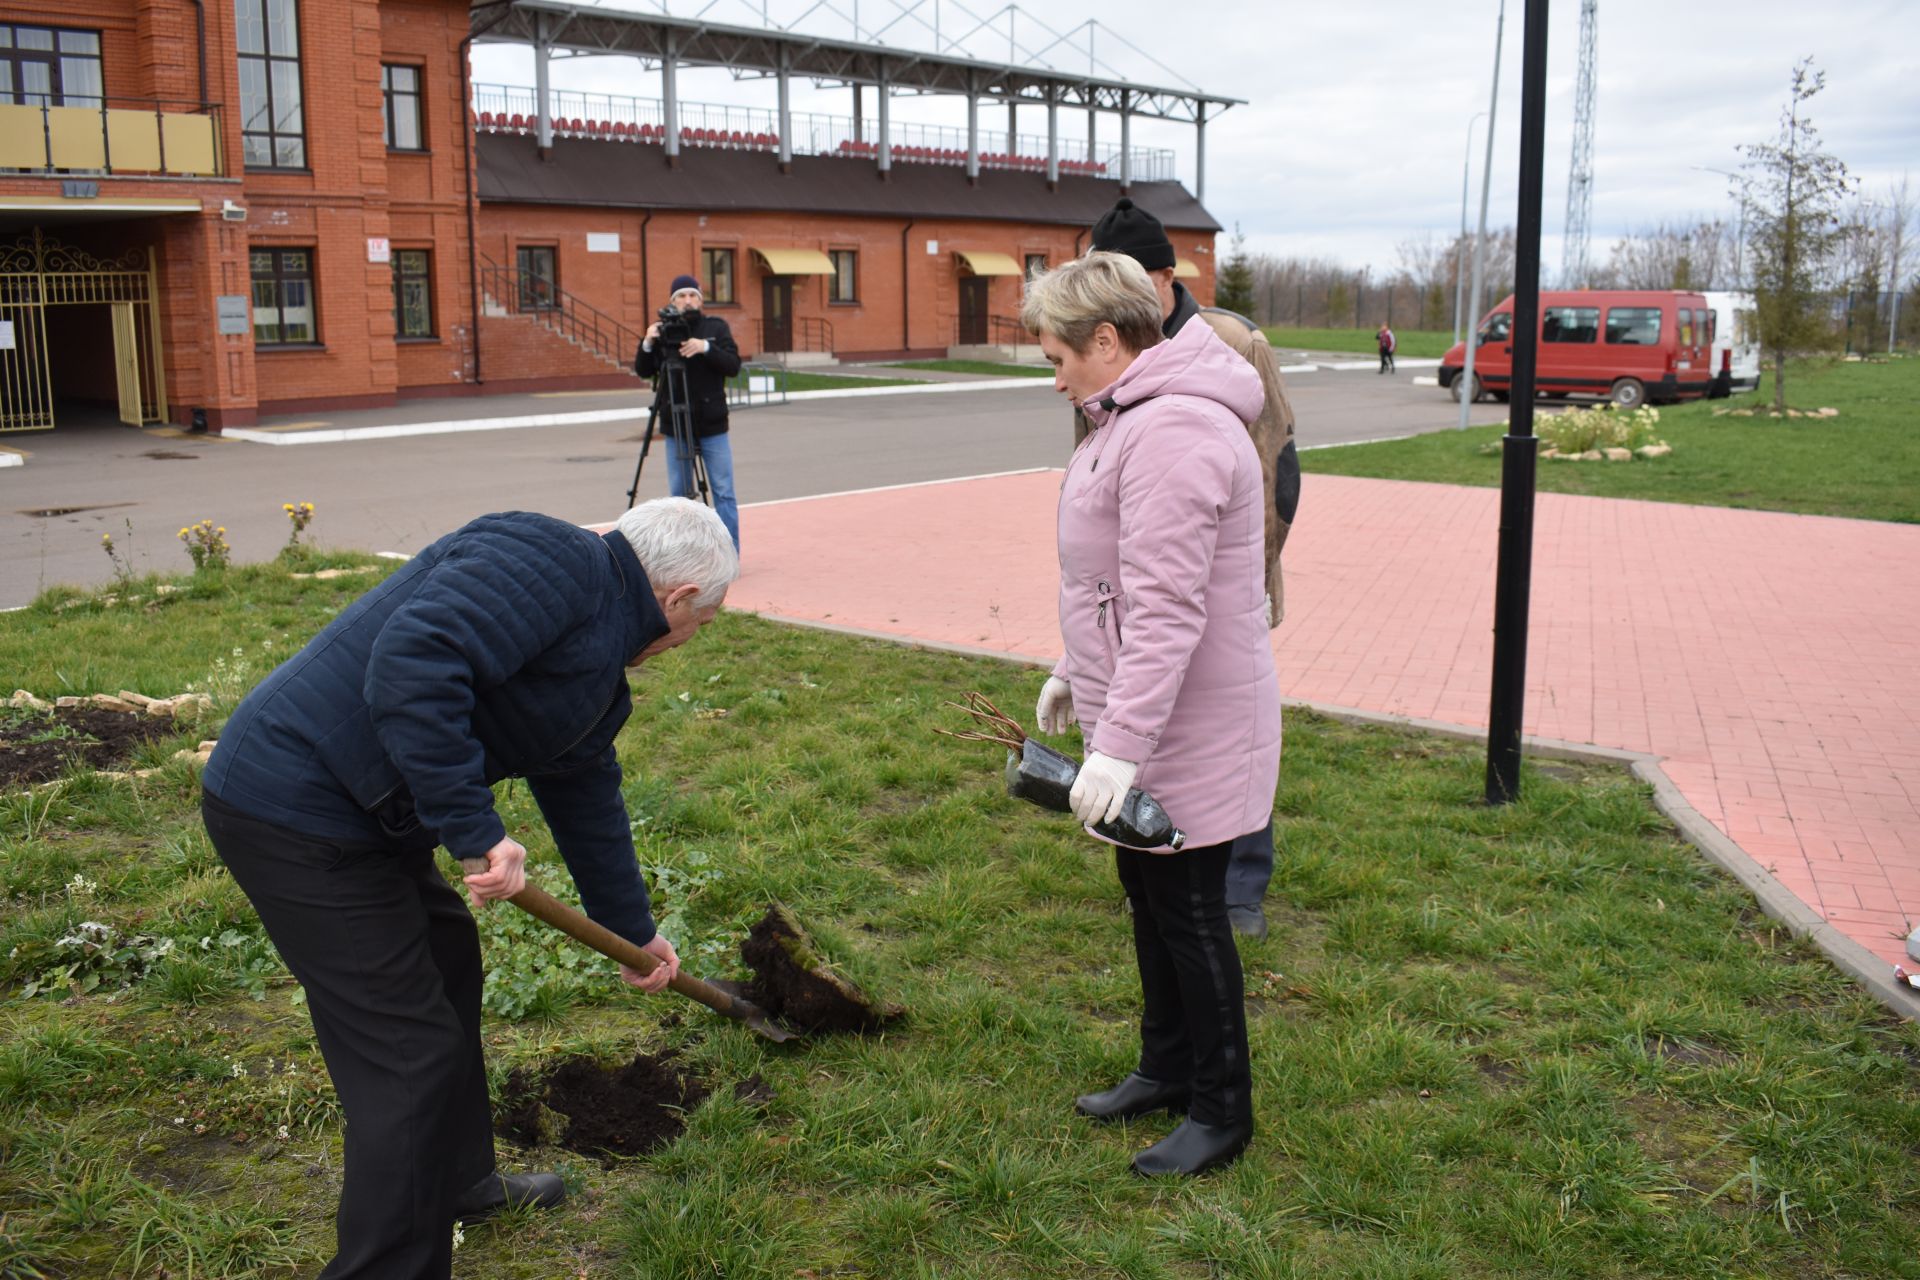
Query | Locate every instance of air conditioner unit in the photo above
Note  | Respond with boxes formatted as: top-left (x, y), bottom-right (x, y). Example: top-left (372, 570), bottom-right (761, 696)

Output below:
top-left (220, 200), bottom-right (247, 222)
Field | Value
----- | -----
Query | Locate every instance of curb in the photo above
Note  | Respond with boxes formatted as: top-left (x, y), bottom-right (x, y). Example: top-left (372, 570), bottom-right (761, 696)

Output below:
top-left (736, 607), bottom-right (1916, 1021)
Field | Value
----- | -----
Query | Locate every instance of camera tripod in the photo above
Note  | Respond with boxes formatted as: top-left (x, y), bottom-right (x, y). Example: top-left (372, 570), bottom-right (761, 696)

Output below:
top-left (625, 351), bottom-right (712, 511)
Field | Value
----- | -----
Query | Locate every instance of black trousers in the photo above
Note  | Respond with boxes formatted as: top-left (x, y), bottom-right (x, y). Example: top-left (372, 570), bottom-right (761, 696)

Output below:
top-left (202, 792), bottom-right (495, 1280)
top-left (1113, 841), bottom-right (1253, 1127)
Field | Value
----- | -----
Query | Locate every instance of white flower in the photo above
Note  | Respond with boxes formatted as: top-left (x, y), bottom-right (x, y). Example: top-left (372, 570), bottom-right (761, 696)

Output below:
top-left (276, 1125), bottom-right (290, 1141)
top-left (452, 1222), bottom-right (466, 1249)
top-left (231, 1061), bottom-right (247, 1078)
top-left (66, 873), bottom-right (98, 899)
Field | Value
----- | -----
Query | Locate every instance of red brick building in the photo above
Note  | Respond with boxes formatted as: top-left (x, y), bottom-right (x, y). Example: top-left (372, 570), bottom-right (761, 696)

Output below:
top-left (0, 0), bottom-right (1221, 431)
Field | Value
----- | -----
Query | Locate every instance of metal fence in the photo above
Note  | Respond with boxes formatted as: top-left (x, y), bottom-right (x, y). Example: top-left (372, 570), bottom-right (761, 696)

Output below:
top-left (471, 83), bottom-right (1174, 180)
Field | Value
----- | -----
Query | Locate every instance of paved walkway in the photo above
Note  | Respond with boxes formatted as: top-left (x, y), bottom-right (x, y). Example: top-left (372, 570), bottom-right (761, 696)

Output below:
top-left (726, 471), bottom-right (1920, 970)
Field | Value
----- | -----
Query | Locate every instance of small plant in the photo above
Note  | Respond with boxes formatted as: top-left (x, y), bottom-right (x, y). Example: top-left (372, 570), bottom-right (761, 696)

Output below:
top-left (177, 519), bottom-right (231, 572)
top-left (1539, 404), bottom-right (1666, 456)
top-left (99, 520), bottom-right (136, 588)
top-left (11, 922), bottom-right (176, 1000)
top-left (279, 501), bottom-right (315, 560)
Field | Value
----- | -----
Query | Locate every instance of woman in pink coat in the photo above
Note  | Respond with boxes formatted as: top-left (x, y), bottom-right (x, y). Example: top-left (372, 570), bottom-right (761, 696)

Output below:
top-left (1021, 252), bottom-right (1281, 1178)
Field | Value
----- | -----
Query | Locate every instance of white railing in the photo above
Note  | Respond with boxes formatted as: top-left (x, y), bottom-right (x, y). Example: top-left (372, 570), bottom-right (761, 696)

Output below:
top-left (471, 83), bottom-right (1175, 181)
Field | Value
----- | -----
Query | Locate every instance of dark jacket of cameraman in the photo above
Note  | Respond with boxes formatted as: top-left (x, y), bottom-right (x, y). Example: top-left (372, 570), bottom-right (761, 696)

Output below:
top-left (633, 311), bottom-right (743, 439)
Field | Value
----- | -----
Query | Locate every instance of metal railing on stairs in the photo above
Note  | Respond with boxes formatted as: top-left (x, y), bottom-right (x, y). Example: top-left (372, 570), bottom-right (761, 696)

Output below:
top-left (988, 315), bottom-right (1029, 348)
top-left (478, 256), bottom-right (787, 408)
top-left (752, 314), bottom-right (834, 356)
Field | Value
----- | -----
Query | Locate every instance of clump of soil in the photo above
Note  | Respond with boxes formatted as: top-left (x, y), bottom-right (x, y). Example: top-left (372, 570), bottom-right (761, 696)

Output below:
top-left (499, 1051), bottom-right (709, 1164)
top-left (0, 706), bottom-right (179, 788)
top-left (738, 904), bottom-right (905, 1035)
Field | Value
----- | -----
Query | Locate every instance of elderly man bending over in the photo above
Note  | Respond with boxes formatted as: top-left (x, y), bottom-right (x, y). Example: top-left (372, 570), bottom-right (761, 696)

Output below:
top-left (200, 497), bottom-right (737, 1280)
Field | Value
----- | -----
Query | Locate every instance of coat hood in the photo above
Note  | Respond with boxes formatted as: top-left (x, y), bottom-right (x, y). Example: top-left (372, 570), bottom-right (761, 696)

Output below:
top-left (1082, 316), bottom-right (1264, 430)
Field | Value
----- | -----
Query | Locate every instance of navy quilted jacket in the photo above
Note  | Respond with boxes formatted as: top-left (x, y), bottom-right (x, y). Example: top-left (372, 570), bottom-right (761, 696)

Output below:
top-left (203, 512), bottom-right (671, 946)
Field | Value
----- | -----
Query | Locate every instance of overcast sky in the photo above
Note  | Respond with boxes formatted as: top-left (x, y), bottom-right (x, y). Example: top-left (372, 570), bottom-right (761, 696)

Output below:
top-left (472, 0), bottom-right (1920, 274)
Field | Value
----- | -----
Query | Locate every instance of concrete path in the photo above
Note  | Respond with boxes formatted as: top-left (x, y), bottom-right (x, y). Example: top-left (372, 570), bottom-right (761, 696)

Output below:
top-left (726, 470), bottom-right (1920, 971)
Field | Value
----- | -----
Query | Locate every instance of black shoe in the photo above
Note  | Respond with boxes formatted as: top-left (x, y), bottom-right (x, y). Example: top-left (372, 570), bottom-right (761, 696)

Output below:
top-left (1130, 1119), bottom-right (1252, 1177)
top-left (450, 1171), bottom-right (566, 1224)
top-left (1075, 1073), bottom-right (1191, 1123)
top-left (1227, 905), bottom-right (1268, 940)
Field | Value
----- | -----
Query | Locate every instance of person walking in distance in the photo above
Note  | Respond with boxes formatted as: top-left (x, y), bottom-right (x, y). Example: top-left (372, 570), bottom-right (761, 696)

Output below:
top-left (1377, 322), bottom-right (1397, 374)
top-left (1081, 196), bottom-right (1301, 940)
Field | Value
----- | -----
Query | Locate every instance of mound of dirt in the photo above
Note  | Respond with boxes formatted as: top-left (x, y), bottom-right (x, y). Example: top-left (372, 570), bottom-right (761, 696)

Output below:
top-left (499, 1051), bottom-right (709, 1164)
top-left (739, 904), bottom-right (905, 1036)
top-left (0, 706), bottom-right (179, 788)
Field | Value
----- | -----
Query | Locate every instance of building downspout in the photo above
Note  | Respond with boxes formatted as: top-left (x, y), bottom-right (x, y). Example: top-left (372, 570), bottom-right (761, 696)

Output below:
top-left (900, 218), bottom-right (915, 354)
top-left (459, 2), bottom-right (514, 387)
top-left (1075, 228), bottom-right (1087, 257)
top-left (638, 209), bottom-right (654, 315)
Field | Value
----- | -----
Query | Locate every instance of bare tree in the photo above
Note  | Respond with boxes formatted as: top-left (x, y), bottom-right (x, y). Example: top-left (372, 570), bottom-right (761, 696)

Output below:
top-left (1740, 58), bottom-right (1854, 410)
top-left (1600, 219), bottom-right (1733, 289)
top-left (1883, 173), bottom-right (1915, 342)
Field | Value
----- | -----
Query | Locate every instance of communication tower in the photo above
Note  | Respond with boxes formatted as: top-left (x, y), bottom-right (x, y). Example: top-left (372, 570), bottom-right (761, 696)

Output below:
top-left (1561, 0), bottom-right (1598, 287)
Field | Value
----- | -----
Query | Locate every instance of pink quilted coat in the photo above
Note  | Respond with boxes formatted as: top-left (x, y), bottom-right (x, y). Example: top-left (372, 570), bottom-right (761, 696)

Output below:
top-left (1052, 318), bottom-right (1282, 850)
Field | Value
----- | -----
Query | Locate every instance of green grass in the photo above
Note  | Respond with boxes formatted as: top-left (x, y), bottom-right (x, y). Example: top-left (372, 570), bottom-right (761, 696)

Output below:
top-left (1303, 357), bottom-right (1920, 524)
top-left (884, 360), bottom-right (1054, 377)
top-left (2, 561), bottom-right (1918, 1276)
top-left (731, 371), bottom-right (920, 394)
top-left (1263, 326), bottom-right (1456, 358)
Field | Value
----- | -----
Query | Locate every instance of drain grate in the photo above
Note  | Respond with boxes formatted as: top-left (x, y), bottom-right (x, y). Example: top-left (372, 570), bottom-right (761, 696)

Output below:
top-left (564, 455), bottom-right (615, 463)
top-left (20, 502), bottom-right (136, 518)
top-left (142, 450), bottom-right (200, 461)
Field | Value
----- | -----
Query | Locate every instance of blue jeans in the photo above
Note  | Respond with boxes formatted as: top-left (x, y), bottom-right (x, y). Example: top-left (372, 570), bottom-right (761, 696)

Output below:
top-left (663, 431), bottom-right (739, 551)
top-left (1225, 821), bottom-right (1274, 909)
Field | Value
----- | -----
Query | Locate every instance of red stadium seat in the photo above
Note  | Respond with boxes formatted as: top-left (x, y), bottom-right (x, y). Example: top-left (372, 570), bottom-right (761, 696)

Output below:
top-left (508, 112), bottom-right (526, 133)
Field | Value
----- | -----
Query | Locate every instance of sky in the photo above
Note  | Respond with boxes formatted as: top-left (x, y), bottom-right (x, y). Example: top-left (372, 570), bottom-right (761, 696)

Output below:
top-left (470, 0), bottom-right (1920, 276)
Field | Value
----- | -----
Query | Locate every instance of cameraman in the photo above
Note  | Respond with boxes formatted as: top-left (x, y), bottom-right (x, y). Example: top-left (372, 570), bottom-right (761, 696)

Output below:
top-left (635, 275), bottom-right (744, 552)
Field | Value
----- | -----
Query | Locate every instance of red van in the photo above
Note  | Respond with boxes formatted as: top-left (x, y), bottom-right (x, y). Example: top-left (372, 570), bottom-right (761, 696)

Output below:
top-left (1438, 289), bottom-right (1716, 408)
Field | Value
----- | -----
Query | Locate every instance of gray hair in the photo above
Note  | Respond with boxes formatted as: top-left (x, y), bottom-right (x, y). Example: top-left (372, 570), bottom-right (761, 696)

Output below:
top-left (1019, 251), bottom-right (1164, 354)
top-left (614, 497), bottom-right (738, 608)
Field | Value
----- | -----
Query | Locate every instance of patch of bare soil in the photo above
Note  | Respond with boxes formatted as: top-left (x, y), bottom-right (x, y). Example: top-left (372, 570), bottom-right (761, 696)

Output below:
top-left (0, 706), bottom-right (177, 788)
top-left (499, 1052), bottom-right (710, 1164)
top-left (738, 904), bottom-right (904, 1035)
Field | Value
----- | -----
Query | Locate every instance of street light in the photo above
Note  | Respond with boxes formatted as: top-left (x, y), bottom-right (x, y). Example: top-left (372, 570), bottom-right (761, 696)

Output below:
top-left (1694, 164), bottom-right (1748, 288)
top-left (1454, 111), bottom-right (1489, 345)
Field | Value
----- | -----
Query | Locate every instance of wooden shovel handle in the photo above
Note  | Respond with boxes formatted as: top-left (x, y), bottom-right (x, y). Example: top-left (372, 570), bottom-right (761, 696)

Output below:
top-left (460, 858), bottom-right (747, 1019)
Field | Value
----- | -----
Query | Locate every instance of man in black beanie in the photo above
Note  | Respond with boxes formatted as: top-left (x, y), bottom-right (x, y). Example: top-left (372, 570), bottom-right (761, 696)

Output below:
top-left (1078, 197), bottom-right (1303, 941)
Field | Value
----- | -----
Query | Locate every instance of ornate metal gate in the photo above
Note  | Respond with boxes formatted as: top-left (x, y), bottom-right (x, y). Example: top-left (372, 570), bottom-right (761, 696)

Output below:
top-left (0, 229), bottom-right (167, 431)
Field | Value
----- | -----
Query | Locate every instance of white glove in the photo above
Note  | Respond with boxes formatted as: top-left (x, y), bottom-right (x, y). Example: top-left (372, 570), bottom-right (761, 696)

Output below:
top-left (1069, 752), bottom-right (1138, 826)
top-left (1035, 676), bottom-right (1076, 736)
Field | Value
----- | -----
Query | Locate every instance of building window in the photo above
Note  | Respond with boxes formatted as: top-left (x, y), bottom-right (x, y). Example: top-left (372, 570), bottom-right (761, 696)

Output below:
top-left (701, 247), bottom-right (736, 304)
top-left (0, 25), bottom-right (104, 106)
top-left (251, 248), bottom-right (317, 346)
top-left (236, 0), bottom-right (306, 168)
top-left (828, 250), bottom-right (857, 303)
top-left (516, 245), bottom-right (558, 310)
top-left (1024, 253), bottom-right (1047, 282)
top-left (381, 64), bottom-right (423, 151)
top-left (392, 249), bottom-right (433, 338)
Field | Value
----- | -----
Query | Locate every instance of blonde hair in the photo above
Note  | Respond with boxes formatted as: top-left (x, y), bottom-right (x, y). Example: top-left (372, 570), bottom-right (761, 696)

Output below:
top-left (1019, 251), bottom-right (1164, 354)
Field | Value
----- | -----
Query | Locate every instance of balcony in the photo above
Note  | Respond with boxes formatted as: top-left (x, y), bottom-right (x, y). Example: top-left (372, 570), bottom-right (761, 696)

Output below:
top-left (0, 99), bottom-right (223, 178)
top-left (471, 83), bottom-right (1175, 182)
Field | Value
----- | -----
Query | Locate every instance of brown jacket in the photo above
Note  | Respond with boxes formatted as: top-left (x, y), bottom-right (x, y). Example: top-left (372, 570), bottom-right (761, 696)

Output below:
top-left (1073, 298), bottom-right (1299, 626)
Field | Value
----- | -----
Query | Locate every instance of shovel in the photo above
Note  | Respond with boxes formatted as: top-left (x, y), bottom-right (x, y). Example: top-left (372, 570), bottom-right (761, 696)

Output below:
top-left (460, 857), bottom-right (798, 1043)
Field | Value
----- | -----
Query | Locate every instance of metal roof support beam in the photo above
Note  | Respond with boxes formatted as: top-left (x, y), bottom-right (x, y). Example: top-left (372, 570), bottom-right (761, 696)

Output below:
top-left (853, 84), bottom-right (863, 141)
top-left (1087, 104), bottom-right (1096, 167)
top-left (776, 45), bottom-right (791, 168)
top-left (1119, 90), bottom-right (1131, 192)
top-left (965, 73), bottom-right (979, 182)
top-left (1194, 104), bottom-right (1206, 204)
top-left (877, 59), bottom-right (891, 175)
top-left (662, 36), bottom-right (679, 161)
top-left (534, 13), bottom-right (553, 149)
top-left (1045, 86), bottom-right (1058, 186)
top-left (1006, 99), bottom-right (1016, 156)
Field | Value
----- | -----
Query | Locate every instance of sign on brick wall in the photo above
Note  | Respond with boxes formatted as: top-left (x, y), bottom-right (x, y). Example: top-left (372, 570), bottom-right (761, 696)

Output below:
top-left (367, 237), bottom-right (391, 264)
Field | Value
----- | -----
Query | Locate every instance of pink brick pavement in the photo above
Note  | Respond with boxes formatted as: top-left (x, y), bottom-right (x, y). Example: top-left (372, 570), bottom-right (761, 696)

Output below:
top-left (723, 469), bottom-right (1920, 970)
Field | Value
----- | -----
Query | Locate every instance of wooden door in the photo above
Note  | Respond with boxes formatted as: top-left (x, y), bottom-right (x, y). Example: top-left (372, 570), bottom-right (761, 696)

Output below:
top-left (761, 276), bottom-right (793, 353)
top-left (958, 277), bottom-right (988, 345)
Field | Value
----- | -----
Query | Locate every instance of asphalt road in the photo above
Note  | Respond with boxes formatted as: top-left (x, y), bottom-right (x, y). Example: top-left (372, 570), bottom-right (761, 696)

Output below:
top-left (0, 369), bottom-right (1504, 608)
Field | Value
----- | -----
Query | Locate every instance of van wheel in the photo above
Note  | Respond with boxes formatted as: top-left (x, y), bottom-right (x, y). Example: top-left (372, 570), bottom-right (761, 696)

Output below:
top-left (1610, 378), bottom-right (1647, 409)
top-left (1451, 373), bottom-right (1483, 404)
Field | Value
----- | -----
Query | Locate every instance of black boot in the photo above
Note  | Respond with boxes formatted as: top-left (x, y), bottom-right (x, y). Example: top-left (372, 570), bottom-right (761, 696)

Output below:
top-left (1074, 1073), bottom-right (1191, 1123)
top-left (450, 1171), bottom-right (566, 1223)
top-left (1130, 1118), bottom-right (1252, 1177)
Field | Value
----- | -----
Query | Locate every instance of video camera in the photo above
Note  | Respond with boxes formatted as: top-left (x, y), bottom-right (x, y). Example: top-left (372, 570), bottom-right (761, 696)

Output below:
top-left (655, 304), bottom-right (695, 353)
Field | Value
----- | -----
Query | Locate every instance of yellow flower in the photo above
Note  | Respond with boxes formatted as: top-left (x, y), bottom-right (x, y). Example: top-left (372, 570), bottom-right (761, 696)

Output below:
top-left (216, 527), bottom-right (226, 535)
top-left (283, 503), bottom-right (294, 512)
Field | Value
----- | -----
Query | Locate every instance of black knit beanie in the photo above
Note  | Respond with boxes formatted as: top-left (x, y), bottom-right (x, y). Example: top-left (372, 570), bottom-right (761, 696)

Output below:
top-left (1089, 198), bottom-right (1176, 272)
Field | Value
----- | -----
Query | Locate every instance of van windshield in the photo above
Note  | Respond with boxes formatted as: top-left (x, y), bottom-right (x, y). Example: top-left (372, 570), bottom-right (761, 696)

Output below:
top-left (1606, 307), bottom-right (1662, 345)
top-left (1479, 313), bottom-right (1511, 343)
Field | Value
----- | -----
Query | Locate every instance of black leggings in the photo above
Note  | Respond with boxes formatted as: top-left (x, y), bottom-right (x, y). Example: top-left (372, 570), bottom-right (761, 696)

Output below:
top-left (1113, 841), bottom-right (1252, 1126)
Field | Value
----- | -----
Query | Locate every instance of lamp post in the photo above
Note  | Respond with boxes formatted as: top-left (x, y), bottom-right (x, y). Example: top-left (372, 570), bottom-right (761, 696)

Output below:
top-left (1457, 0), bottom-right (1506, 432)
top-left (1694, 165), bottom-right (1748, 288)
top-left (1454, 111), bottom-right (1489, 346)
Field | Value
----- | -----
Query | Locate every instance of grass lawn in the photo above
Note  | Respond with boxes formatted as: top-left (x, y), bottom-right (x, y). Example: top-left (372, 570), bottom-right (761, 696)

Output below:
top-left (1304, 357), bottom-right (1920, 524)
top-left (4, 560), bottom-right (1919, 1277)
top-left (1264, 326), bottom-right (1456, 359)
top-left (732, 371), bottom-right (921, 394)
top-left (884, 360), bottom-right (1054, 378)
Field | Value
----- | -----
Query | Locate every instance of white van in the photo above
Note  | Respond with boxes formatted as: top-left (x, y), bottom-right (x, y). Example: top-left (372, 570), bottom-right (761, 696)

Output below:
top-left (1701, 291), bottom-right (1761, 397)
